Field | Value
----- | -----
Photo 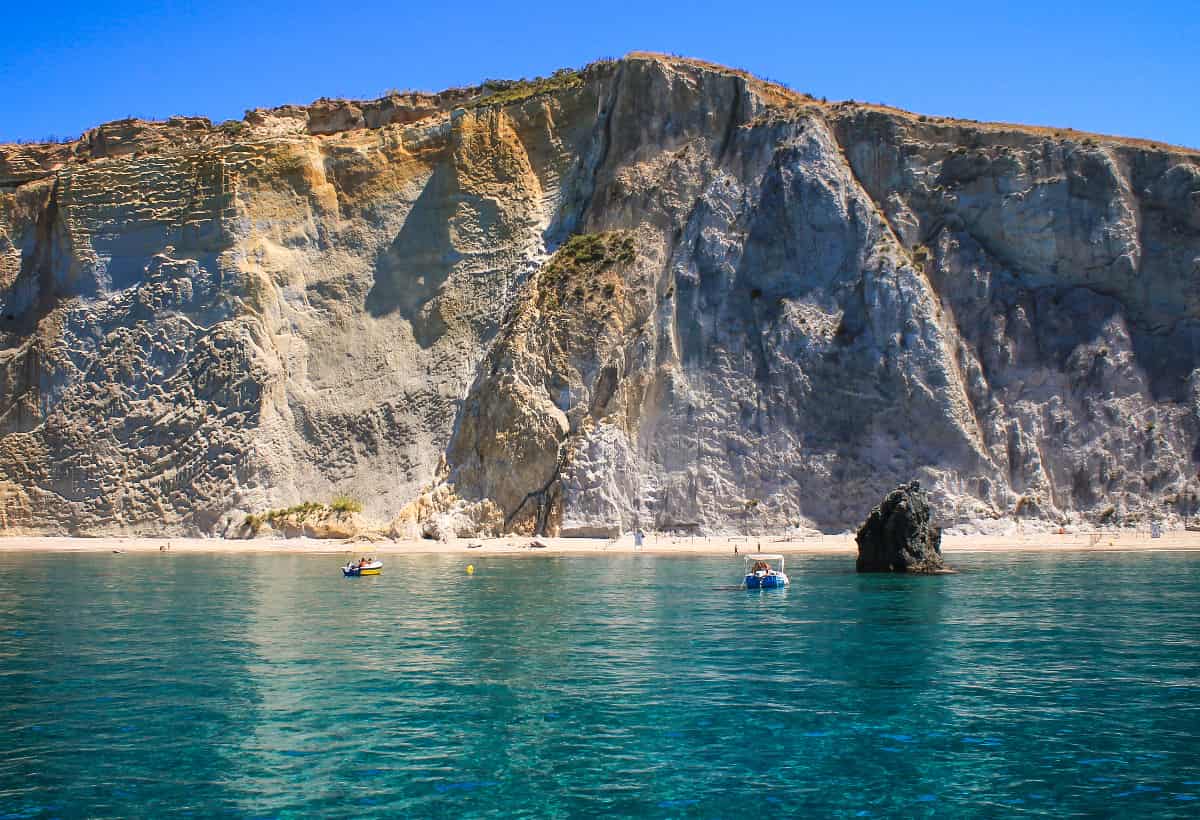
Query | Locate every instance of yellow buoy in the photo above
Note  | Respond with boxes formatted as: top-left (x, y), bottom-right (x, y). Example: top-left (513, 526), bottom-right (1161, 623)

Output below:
top-left (466, 564), bottom-right (475, 575)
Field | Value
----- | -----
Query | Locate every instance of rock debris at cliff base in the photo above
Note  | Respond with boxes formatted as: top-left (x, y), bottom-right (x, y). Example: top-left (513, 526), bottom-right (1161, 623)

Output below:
top-left (1, 53), bottom-right (1198, 536)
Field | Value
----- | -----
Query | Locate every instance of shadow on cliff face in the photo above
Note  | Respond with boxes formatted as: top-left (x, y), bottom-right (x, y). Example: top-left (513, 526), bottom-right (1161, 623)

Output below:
top-left (934, 241), bottom-right (1196, 404)
top-left (676, 143), bottom-right (866, 374)
top-left (665, 138), bottom-right (979, 531)
top-left (1032, 285), bottom-right (1198, 403)
top-left (365, 163), bottom-right (457, 345)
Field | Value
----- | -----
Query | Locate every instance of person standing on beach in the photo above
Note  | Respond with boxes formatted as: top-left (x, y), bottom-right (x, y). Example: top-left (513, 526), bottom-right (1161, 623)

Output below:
top-left (634, 528), bottom-right (644, 550)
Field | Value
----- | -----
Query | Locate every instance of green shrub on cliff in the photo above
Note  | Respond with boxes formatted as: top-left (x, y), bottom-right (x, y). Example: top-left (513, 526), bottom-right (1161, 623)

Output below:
top-left (557, 232), bottom-right (635, 266)
top-left (533, 231), bottom-right (637, 321)
top-left (250, 497), bottom-right (361, 528)
top-left (330, 495), bottom-right (363, 514)
top-left (266, 501), bottom-right (323, 522)
top-left (539, 232), bottom-right (636, 298)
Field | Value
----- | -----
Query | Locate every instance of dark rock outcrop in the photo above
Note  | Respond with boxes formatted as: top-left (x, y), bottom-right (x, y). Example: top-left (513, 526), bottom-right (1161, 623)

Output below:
top-left (856, 482), bottom-right (946, 573)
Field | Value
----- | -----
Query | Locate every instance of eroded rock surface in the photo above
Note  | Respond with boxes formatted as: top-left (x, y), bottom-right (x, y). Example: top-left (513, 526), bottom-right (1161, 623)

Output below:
top-left (856, 481), bottom-right (945, 573)
top-left (1, 53), bottom-right (1198, 535)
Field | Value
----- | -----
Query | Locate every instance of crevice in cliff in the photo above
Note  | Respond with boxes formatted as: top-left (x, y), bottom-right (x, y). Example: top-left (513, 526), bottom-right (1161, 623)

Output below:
top-left (0, 179), bottom-right (63, 372)
top-left (571, 61), bottom-right (624, 232)
top-left (717, 76), bottom-right (744, 163)
top-left (504, 442), bottom-right (567, 535)
top-left (33, 180), bottom-right (61, 317)
top-left (825, 115), bottom-right (899, 240)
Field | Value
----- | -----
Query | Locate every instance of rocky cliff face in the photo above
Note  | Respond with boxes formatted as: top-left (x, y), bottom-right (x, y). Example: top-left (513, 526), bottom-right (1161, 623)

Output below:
top-left (1, 54), bottom-right (1198, 536)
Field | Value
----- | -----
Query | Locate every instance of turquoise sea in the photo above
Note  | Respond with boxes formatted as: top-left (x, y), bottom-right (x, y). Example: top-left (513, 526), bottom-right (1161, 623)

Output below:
top-left (1, 550), bottom-right (1198, 818)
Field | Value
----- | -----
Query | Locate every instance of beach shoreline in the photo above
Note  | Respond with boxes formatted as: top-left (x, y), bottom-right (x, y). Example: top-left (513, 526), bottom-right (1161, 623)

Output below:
top-left (2, 531), bottom-right (1199, 556)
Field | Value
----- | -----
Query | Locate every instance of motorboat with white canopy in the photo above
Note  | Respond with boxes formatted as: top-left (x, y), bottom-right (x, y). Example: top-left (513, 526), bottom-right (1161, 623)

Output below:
top-left (743, 553), bottom-right (789, 589)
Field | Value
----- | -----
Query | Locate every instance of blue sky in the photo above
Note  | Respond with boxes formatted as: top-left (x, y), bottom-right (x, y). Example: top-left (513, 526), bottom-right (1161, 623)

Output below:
top-left (2, 0), bottom-right (1196, 148)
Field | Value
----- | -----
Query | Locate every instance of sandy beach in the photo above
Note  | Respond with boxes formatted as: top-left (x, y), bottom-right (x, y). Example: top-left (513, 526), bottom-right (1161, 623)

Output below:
top-left (2, 529), bottom-right (1198, 556)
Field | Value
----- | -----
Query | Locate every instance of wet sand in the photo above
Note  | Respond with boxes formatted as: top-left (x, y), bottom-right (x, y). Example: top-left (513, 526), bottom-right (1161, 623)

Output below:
top-left (2, 529), bottom-right (1198, 556)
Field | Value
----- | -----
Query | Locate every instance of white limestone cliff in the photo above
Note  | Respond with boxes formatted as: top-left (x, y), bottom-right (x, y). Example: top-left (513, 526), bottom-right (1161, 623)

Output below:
top-left (0, 54), bottom-right (1196, 536)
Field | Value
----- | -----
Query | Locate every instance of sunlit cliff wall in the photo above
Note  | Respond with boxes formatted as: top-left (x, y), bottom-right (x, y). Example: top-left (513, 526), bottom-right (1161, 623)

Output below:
top-left (1, 54), bottom-right (1197, 535)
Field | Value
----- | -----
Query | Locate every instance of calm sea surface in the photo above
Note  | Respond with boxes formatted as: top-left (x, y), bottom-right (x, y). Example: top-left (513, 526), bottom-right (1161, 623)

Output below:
top-left (0, 550), bottom-right (1198, 818)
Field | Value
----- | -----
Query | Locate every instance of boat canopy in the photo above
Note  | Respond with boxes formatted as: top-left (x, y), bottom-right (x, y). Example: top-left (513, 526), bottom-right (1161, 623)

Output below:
top-left (744, 553), bottom-right (784, 560)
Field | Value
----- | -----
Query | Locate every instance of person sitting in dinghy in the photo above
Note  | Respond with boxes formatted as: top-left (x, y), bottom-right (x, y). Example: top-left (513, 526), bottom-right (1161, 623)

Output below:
top-left (752, 560), bottom-right (770, 576)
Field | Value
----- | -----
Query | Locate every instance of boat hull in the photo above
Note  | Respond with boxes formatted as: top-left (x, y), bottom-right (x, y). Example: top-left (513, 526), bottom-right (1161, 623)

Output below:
top-left (342, 564), bottom-right (383, 577)
top-left (744, 573), bottom-right (788, 589)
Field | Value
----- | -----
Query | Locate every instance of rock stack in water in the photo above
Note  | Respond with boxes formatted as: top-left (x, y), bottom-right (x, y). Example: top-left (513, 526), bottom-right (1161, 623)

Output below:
top-left (855, 481), bottom-right (945, 573)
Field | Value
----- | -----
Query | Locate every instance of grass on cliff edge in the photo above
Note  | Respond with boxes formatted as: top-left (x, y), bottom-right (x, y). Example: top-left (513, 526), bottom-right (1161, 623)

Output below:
top-left (464, 68), bottom-right (585, 110)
